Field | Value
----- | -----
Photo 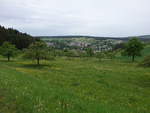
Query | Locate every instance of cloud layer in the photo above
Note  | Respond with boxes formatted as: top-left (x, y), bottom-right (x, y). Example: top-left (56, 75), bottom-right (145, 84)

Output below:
top-left (0, 0), bottom-right (150, 36)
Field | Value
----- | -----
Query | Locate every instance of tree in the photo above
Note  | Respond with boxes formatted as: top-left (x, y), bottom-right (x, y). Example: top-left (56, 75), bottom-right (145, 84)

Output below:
top-left (122, 38), bottom-right (144, 62)
top-left (24, 41), bottom-right (49, 65)
top-left (0, 41), bottom-right (18, 61)
top-left (85, 48), bottom-right (94, 57)
top-left (105, 51), bottom-right (117, 59)
top-left (113, 43), bottom-right (125, 50)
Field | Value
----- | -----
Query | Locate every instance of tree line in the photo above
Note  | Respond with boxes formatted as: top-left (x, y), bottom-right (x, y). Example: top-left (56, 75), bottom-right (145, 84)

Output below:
top-left (0, 25), bottom-right (39, 49)
top-left (0, 37), bottom-right (149, 66)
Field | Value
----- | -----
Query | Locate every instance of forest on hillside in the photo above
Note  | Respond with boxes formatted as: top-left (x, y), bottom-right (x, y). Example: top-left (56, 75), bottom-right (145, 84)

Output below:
top-left (0, 25), bottom-right (37, 49)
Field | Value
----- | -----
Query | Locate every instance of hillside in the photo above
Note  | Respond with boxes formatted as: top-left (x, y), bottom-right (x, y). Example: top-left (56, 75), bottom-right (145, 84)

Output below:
top-left (0, 46), bottom-right (150, 113)
top-left (36, 35), bottom-right (150, 42)
top-left (0, 25), bottom-right (36, 49)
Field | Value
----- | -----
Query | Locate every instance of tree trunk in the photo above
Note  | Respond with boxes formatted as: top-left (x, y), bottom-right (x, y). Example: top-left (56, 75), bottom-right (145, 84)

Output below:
top-left (132, 55), bottom-right (135, 62)
top-left (37, 58), bottom-right (40, 65)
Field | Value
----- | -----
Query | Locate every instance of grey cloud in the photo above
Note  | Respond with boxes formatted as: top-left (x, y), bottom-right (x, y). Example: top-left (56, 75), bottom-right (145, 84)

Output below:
top-left (0, 0), bottom-right (150, 36)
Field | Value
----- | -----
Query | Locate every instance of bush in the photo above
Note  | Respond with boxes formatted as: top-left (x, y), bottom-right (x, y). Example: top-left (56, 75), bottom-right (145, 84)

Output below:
top-left (105, 51), bottom-right (117, 59)
top-left (95, 52), bottom-right (105, 61)
top-left (140, 55), bottom-right (150, 67)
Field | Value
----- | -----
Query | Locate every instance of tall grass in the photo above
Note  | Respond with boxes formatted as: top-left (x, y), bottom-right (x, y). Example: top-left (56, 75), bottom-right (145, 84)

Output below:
top-left (0, 49), bottom-right (150, 113)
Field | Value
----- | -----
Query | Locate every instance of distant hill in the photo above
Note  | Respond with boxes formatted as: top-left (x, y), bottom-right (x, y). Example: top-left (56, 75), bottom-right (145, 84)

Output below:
top-left (136, 35), bottom-right (150, 41)
top-left (0, 25), bottom-right (37, 49)
top-left (137, 35), bottom-right (150, 39)
top-left (36, 35), bottom-right (150, 42)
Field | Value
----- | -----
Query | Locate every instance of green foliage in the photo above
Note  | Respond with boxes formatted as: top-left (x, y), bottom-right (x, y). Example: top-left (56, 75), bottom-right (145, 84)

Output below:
top-left (64, 50), bottom-right (75, 57)
top-left (0, 25), bottom-right (36, 49)
top-left (113, 43), bottom-right (125, 50)
top-left (54, 50), bottom-right (64, 56)
top-left (24, 41), bottom-right (50, 65)
top-left (140, 55), bottom-right (150, 67)
top-left (0, 39), bottom-right (150, 113)
top-left (0, 41), bottom-right (18, 61)
top-left (64, 49), bottom-right (81, 58)
top-left (85, 48), bottom-right (94, 57)
top-left (76, 50), bottom-right (87, 57)
top-left (122, 38), bottom-right (144, 62)
top-left (54, 49), bottom-right (87, 58)
top-left (105, 51), bottom-right (117, 59)
top-left (47, 46), bottom-right (57, 57)
top-left (95, 52), bottom-right (105, 61)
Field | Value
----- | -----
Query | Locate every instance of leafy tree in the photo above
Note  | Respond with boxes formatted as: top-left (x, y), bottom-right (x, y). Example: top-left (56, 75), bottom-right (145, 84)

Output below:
top-left (24, 41), bottom-right (49, 65)
top-left (47, 46), bottom-right (57, 57)
top-left (113, 43), bottom-right (125, 50)
top-left (122, 38), bottom-right (144, 62)
top-left (105, 51), bottom-right (117, 59)
top-left (0, 42), bottom-right (18, 61)
top-left (54, 50), bottom-right (64, 57)
top-left (85, 48), bottom-right (94, 57)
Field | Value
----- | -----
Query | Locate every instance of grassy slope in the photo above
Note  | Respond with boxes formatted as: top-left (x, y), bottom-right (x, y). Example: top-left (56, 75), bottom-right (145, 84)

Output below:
top-left (0, 48), bottom-right (150, 113)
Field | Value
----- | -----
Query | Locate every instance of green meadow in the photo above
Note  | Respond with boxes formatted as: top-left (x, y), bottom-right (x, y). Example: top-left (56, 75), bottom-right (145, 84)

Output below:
top-left (0, 47), bottom-right (150, 113)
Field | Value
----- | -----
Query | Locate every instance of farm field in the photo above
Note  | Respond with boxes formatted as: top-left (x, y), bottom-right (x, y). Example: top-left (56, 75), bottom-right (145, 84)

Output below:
top-left (0, 47), bottom-right (150, 113)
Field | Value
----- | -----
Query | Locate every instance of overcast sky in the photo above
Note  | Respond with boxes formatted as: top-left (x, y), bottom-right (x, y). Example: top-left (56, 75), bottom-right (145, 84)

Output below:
top-left (0, 0), bottom-right (150, 37)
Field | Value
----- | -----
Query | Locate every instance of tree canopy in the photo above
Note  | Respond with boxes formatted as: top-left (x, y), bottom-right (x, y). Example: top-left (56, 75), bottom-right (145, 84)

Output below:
top-left (0, 25), bottom-right (37, 49)
top-left (85, 48), bottom-right (94, 57)
top-left (24, 41), bottom-right (50, 65)
top-left (122, 38), bottom-right (144, 62)
top-left (0, 42), bottom-right (18, 61)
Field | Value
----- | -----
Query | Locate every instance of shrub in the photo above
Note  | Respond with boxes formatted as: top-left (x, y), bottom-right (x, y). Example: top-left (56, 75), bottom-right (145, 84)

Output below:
top-left (95, 52), bottom-right (105, 61)
top-left (140, 55), bottom-right (150, 67)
